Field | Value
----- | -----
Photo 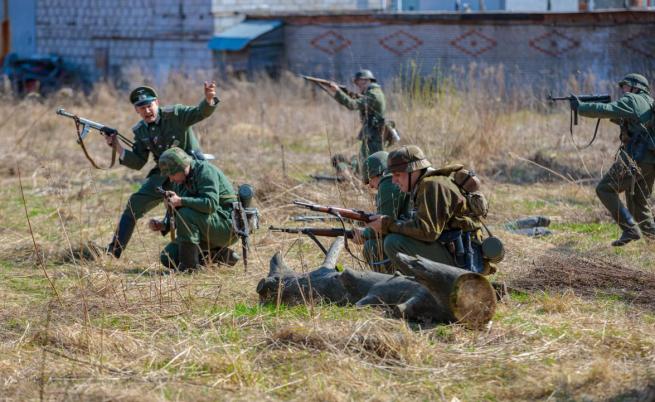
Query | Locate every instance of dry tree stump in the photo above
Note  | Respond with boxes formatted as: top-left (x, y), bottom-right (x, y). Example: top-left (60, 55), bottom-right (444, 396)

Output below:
top-left (395, 253), bottom-right (496, 329)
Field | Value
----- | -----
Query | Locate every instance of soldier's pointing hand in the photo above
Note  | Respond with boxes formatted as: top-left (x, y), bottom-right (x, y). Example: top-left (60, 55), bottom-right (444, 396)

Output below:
top-left (204, 81), bottom-right (218, 104)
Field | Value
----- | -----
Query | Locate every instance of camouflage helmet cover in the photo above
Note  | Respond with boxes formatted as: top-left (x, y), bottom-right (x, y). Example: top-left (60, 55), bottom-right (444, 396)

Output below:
top-left (159, 147), bottom-right (192, 176)
top-left (618, 73), bottom-right (650, 93)
top-left (362, 151), bottom-right (389, 184)
top-left (386, 145), bottom-right (432, 174)
top-left (353, 69), bottom-right (376, 82)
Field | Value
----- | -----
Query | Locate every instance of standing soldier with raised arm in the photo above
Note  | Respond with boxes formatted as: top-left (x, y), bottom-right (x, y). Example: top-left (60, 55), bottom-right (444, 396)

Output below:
top-left (320, 70), bottom-right (387, 175)
top-left (104, 82), bottom-right (220, 258)
top-left (572, 73), bottom-right (655, 246)
top-left (351, 151), bottom-right (408, 273)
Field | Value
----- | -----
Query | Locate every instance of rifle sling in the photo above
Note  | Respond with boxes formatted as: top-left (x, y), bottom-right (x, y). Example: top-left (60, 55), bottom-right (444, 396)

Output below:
top-left (569, 108), bottom-right (601, 149)
top-left (74, 116), bottom-right (117, 170)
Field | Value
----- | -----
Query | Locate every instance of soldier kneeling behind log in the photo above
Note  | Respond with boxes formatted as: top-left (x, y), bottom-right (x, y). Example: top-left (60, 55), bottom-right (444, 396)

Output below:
top-left (365, 145), bottom-right (501, 274)
top-left (150, 147), bottom-right (240, 271)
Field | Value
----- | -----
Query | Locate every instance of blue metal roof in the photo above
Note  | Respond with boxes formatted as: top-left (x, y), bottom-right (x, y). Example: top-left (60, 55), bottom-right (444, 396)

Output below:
top-left (208, 20), bottom-right (283, 51)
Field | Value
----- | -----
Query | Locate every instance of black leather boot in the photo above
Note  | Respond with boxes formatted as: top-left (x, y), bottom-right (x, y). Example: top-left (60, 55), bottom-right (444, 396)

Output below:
top-left (106, 213), bottom-right (136, 258)
top-left (177, 242), bottom-right (199, 272)
top-left (210, 247), bottom-right (240, 266)
top-left (611, 227), bottom-right (642, 247)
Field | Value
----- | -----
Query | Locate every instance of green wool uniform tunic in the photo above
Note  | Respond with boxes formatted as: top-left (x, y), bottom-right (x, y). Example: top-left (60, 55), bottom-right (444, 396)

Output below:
top-left (379, 170), bottom-right (479, 273)
top-left (334, 83), bottom-right (387, 167)
top-left (161, 160), bottom-right (238, 266)
top-left (577, 91), bottom-right (655, 236)
top-left (361, 174), bottom-right (409, 273)
top-left (120, 99), bottom-right (217, 220)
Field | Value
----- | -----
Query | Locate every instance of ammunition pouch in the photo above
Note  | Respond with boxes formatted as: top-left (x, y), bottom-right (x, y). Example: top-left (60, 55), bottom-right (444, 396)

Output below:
top-left (438, 229), bottom-right (503, 275)
top-left (438, 229), bottom-right (484, 274)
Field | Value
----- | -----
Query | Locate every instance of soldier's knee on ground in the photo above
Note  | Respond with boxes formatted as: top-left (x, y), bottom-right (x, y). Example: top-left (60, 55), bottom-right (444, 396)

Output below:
top-left (160, 241), bottom-right (181, 268)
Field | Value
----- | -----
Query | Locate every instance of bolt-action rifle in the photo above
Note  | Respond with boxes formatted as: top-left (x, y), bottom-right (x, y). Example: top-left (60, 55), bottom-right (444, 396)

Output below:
top-left (156, 186), bottom-right (176, 241)
top-left (292, 200), bottom-right (376, 223)
top-left (269, 226), bottom-right (354, 255)
top-left (291, 215), bottom-right (346, 223)
top-left (547, 94), bottom-right (611, 148)
top-left (301, 75), bottom-right (359, 99)
top-left (56, 108), bottom-right (134, 169)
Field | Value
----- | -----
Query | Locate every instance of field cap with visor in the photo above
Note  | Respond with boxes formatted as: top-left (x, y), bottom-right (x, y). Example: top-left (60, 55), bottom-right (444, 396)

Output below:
top-left (159, 147), bottom-right (192, 177)
top-left (130, 86), bottom-right (158, 106)
top-left (385, 145), bottom-right (432, 174)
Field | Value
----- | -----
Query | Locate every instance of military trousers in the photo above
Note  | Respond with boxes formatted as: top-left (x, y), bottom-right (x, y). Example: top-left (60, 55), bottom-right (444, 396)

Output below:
top-left (161, 206), bottom-right (237, 266)
top-left (122, 174), bottom-right (171, 221)
top-left (596, 159), bottom-right (655, 236)
top-left (363, 236), bottom-right (392, 274)
top-left (357, 131), bottom-right (384, 175)
top-left (383, 233), bottom-right (455, 275)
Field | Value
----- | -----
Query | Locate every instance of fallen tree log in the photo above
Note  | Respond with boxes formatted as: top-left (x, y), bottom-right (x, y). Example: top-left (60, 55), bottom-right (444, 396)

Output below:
top-left (256, 239), bottom-right (496, 328)
top-left (395, 253), bottom-right (496, 329)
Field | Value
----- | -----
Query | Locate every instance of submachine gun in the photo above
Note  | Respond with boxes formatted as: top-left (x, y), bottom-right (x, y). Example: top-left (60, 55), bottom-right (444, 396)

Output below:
top-left (548, 94), bottom-right (611, 148)
top-left (156, 186), bottom-right (176, 241)
top-left (232, 185), bottom-right (260, 271)
top-left (56, 108), bottom-right (134, 169)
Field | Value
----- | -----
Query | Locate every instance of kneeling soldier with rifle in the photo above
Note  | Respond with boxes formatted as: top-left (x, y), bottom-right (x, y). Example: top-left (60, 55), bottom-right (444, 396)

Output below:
top-left (366, 146), bottom-right (487, 273)
top-left (150, 147), bottom-right (239, 271)
top-left (351, 151), bottom-right (408, 273)
top-left (572, 73), bottom-right (655, 246)
top-left (105, 82), bottom-right (220, 258)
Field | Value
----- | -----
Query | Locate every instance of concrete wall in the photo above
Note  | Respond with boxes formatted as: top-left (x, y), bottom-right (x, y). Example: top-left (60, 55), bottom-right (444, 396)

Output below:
top-left (273, 11), bottom-right (655, 91)
top-left (35, 0), bottom-right (216, 81)
top-left (32, 0), bottom-right (382, 82)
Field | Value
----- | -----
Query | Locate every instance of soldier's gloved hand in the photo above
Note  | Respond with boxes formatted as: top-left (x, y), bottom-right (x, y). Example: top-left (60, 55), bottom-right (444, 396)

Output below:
top-left (204, 80), bottom-right (218, 104)
top-left (148, 219), bottom-right (164, 232)
top-left (569, 94), bottom-right (580, 111)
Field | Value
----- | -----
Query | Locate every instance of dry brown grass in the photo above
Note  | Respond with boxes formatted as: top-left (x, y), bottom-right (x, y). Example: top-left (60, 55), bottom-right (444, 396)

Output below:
top-left (0, 71), bottom-right (654, 401)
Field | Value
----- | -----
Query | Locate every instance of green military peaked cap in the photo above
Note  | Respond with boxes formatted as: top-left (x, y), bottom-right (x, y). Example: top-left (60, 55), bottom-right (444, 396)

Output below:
top-left (354, 69), bottom-right (376, 82)
top-left (130, 86), bottom-right (158, 106)
top-left (619, 73), bottom-right (650, 93)
top-left (386, 145), bottom-right (432, 174)
top-left (362, 151), bottom-right (389, 184)
top-left (159, 147), bottom-right (192, 176)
